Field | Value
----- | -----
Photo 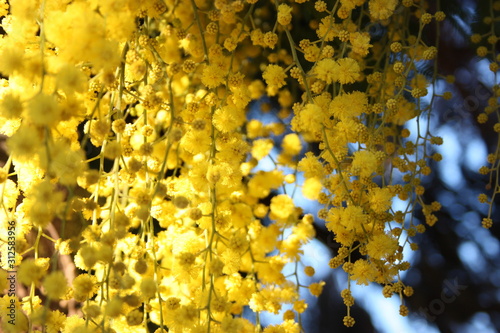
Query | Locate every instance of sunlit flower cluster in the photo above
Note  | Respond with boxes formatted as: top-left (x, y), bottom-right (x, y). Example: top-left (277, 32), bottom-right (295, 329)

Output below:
top-left (0, 0), bottom-right (493, 332)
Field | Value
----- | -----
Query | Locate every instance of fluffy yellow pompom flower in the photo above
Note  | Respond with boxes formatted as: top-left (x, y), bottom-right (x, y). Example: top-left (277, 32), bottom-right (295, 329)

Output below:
top-left (44, 309), bottom-right (66, 333)
top-left (350, 32), bottom-right (372, 56)
top-left (1, 179), bottom-right (19, 210)
top-left (282, 133), bottom-right (302, 156)
top-left (340, 0), bottom-right (363, 11)
top-left (43, 271), bottom-right (68, 299)
top-left (246, 119), bottom-right (265, 138)
top-left (213, 105), bottom-right (245, 133)
top-left (140, 277), bottom-right (157, 299)
top-left (7, 125), bottom-right (42, 161)
top-left (62, 316), bottom-right (87, 333)
top-left (329, 91), bottom-right (368, 119)
top-left (46, 144), bottom-right (87, 186)
top-left (17, 258), bottom-right (46, 286)
top-left (369, 0), bottom-right (398, 20)
top-left (340, 205), bottom-right (367, 231)
top-left (0, 93), bottom-right (23, 119)
top-left (368, 187), bottom-right (394, 213)
top-left (302, 177), bottom-right (322, 200)
top-left (351, 259), bottom-right (377, 285)
top-left (28, 94), bottom-right (61, 127)
top-left (56, 65), bottom-right (88, 94)
top-left (202, 63), bottom-right (225, 88)
top-left (73, 274), bottom-right (98, 301)
top-left (298, 152), bottom-right (325, 179)
top-left (335, 58), bottom-right (360, 84)
top-left (24, 180), bottom-right (64, 228)
top-left (105, 297), bottom-right (124, 317)
top-left (309, 281), bottom-right (325, 297)
top-left (298, 103), bottom-right (326, 135)
top-left (270, 194), bottom-right (295, 220)
top-left (263, 64), bottom-right (287, 89)
top-left (277, 4), bottom-right (293, 26)
top-left (293, 300), bottom-right (308, 313)
top-left (314, 58), bottom-right (338, 84)
top-left (366, 233), bottom-right (399, 260)
top-left (351, 150), bottom-right (378, 178)
top-left (0, 46), bottom-right (25, 76)
top-left (248, 170), bottom-right (284, 198)
top-left (252, 138), bottom-right (274, 160)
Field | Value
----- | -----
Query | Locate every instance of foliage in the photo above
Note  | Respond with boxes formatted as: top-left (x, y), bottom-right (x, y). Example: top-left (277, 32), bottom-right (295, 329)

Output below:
top-left (0, 0), bottom-right (498, 332)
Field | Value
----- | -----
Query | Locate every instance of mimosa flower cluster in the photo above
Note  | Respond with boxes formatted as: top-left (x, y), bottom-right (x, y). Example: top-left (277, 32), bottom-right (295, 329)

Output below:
top-left (0, 0), bottom-right (496, 332)
top-left (470, 3), bottom-right (500, 230)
